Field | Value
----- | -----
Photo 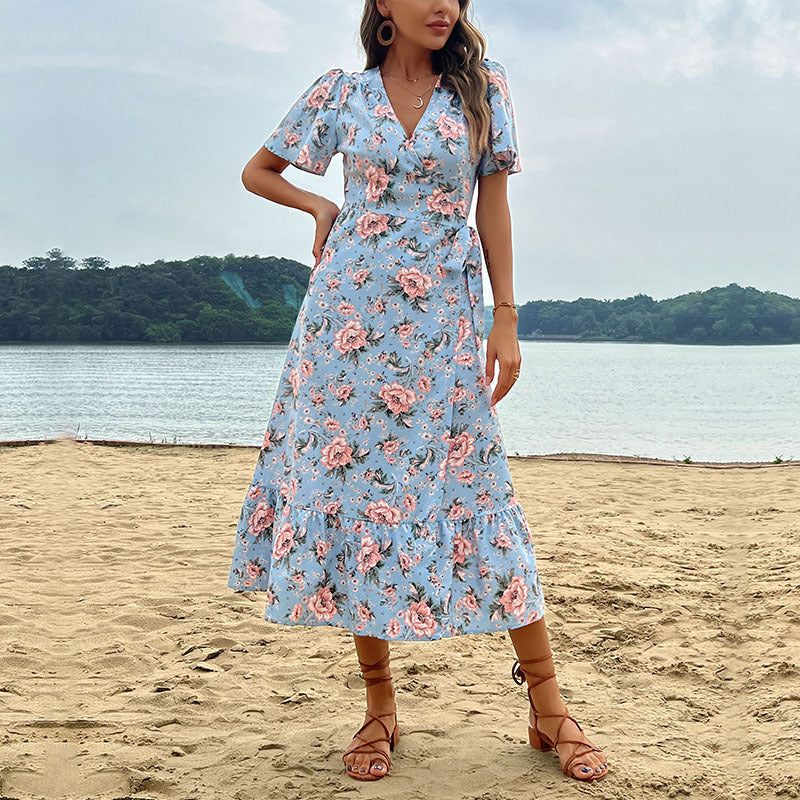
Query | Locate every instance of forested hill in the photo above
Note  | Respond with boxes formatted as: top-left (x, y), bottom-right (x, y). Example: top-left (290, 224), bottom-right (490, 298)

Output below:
top-left (518, 284), bottom-right (800, 345)
top-left (1, 249), bottom-right (798, 344)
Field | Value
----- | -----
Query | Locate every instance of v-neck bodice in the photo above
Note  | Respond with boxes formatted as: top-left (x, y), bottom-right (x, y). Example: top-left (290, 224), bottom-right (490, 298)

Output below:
top-left (371, 66), bottom-right (443, 145)
top-left (262, 57), bottom-right (522, 226)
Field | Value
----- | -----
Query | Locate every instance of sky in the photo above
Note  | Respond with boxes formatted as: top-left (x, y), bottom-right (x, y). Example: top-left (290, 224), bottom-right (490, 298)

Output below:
top-left (1, 0), bottom-right (798, 303)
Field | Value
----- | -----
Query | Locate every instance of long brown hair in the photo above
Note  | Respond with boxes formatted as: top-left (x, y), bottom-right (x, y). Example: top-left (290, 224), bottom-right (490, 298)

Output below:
top-left (360, 0), bottom-right (492, 160)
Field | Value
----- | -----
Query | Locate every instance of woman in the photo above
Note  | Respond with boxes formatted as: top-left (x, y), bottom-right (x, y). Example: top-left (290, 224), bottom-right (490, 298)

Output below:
top-left (229, 0), bottom-right (609, 784)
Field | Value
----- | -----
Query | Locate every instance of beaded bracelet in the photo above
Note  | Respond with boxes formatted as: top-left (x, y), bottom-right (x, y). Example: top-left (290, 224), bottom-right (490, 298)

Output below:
top-left (492, 301), bottom-right (517, 315)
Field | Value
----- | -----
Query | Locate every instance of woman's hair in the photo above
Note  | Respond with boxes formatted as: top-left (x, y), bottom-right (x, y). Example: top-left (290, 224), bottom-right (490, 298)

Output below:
top-left (360, 0), bottom-right (492, 159)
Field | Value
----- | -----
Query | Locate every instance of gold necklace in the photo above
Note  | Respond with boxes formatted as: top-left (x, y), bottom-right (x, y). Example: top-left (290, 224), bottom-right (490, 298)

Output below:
top-left (380, 69), bottom-right (438, 109)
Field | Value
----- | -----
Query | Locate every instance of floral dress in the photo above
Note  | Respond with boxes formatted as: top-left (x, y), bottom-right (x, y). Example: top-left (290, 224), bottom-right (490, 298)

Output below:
top-left (227, 57), bottom-right (547, 641)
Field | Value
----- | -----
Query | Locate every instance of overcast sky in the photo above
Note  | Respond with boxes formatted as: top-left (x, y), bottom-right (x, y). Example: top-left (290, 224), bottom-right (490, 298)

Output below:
top-left (1, 0), bottom-right (798, 303)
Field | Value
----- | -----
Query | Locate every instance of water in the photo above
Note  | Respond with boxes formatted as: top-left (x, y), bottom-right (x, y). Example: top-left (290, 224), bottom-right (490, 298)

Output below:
top-left (1, 341), bottom-right (798, 462)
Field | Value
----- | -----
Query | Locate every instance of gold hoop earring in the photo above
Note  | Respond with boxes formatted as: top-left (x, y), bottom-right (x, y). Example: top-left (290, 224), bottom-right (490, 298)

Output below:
top-left (377, 18), bottom-right (396, 46)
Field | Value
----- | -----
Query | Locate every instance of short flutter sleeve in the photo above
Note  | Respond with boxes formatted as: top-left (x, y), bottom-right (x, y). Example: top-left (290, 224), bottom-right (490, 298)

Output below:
top-left (263, 68), bottom-right (344, 176)
top-left (476, 59), bottom-right (522, 177)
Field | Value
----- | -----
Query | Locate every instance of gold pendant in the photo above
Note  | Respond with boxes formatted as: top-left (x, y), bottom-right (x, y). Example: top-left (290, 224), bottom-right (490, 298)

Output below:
top-left (413, 96), bottom-right (424, 109)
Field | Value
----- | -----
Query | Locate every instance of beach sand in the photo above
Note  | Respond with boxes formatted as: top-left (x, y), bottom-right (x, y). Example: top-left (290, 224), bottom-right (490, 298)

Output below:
top-left (0, 438), bottom-right (797, 799)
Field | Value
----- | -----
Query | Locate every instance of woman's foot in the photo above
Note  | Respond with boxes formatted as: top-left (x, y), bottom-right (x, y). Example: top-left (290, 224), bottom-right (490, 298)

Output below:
top-left (342, 648), bottom-right (399, 780)
top-left (342, 700), bottom-right (398, 779)
top-left (529, 702), bottom-right (608, 780)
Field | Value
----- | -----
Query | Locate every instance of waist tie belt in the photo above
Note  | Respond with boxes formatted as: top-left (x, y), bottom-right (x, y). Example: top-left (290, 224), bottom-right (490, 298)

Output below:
top-left (336, 200), bottom-right (485, 347)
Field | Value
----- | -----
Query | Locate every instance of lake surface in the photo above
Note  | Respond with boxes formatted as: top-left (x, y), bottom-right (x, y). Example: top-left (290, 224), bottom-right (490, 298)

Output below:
top-left (1, 341), bottom-right (798, 463)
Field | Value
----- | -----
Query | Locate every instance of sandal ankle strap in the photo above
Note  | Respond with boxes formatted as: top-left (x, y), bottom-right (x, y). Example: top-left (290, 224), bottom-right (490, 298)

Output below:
top-left (358, 651), bottom-right (393, 686)
top-left (511, 649), bottom-right (554, 686)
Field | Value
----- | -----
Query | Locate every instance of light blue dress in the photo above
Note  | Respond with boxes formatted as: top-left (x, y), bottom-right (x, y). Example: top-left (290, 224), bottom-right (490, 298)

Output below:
top-left (228, 58), bottom-right (547, 640)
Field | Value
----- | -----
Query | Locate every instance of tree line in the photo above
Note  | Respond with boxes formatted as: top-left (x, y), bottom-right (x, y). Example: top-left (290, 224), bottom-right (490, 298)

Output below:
top-left (1, 248), bottom-right (798, 345)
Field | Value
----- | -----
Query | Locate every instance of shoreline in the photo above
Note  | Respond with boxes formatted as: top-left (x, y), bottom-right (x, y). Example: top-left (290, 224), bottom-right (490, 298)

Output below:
top-left (1, 436), bottom-right (796, 468)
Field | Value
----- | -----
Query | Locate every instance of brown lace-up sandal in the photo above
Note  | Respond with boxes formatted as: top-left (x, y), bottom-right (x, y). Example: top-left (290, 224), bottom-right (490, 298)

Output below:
top-left (511, 649), bottom-right (609, 782)
top-left (341, 651), bottom-right (399, 781)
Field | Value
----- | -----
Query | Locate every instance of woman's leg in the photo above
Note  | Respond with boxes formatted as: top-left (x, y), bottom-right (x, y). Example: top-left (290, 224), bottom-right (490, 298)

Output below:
top-left (342, 632), bottom-right (398, 778)
top-left (508, 617), bottom-right (608, 778)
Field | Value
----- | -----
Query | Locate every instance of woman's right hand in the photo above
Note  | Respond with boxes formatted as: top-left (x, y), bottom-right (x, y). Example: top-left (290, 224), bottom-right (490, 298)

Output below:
top-left (312, 198), bottom-right (340, 267)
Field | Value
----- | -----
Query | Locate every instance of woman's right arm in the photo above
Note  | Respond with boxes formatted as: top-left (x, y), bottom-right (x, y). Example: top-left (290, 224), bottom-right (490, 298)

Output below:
top-left (241, 148), bottom-right (340, 268)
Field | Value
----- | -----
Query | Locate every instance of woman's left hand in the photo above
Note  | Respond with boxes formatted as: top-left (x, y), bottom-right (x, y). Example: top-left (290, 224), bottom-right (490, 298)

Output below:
top-left (485, 311), bottom-right (521, 407)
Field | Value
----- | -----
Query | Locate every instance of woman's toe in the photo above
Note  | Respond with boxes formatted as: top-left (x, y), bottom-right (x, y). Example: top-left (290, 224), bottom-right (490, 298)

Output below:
top-left (370, 760), bottom-right (386, 776)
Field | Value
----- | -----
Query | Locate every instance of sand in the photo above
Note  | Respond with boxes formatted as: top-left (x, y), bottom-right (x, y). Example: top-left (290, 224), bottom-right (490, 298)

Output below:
top-left (0, 438), bottom-right (797, 800)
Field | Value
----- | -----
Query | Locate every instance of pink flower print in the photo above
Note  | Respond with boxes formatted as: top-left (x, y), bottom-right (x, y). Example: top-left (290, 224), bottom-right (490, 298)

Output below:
top-left (495, 532), bottom-right (512, 549)
top-left (352, 267), bottom-right (370, 286)
top-left (247, 499), bottom-right (275, 537)
top-left (386, 618), bottom-right (402, 638)
top-left (382, 438), bottom-right (400, 456)
top-left (292, 572), bottom-right (305, 590)
top-left (261, 429), bottom-right (273, 449)
top-left (325, 274), bottom-right (342, 292)
top-left (430, 406), bottom-right (444, 421)
top-left (417, 374), bottom-right (431, 393)
top-left (246, 485), bottom-right (263, 500)
top-left (375, 103), bottom-right (395, 120)
top-left (489, 68), bottom-right (511, 101)
top-left (454, 351), bottom-right (475, 366)
top-left (365, 164), bottom-right (391, 202)
top-left (452, 532), bottom-right (475, 564)
top-left (447, 504), bottom-right (468, 521)
top-left (294, 143), bottom-right (317, 174)
top-left (320, 434), bottom-right (353, 470)
top-left (373, 297), bottom-right (385, 313)
top-left (355, 211), bottom-right (390, 239)
top-left (403, 493), bottom-right (416, 512)
top-left (264, 589), bottom-right (276, 605)
top-left (290, 603), bottom-right (303, 622)
top-left (456, 469), bottom-right (475, 483)
top-left (403, 600), bottom-right (438, 637)
top-left (245, 562), bottom-right (262, 581)
top-left (357, 604), bottom-right (372, 622)
top-left (462, 592), bottom-right (479, 612)
top-left (322, 501), bottom-right (341, 516)
top-left (479, 565), bottom-right (489, 578)
top-left (398, 551), bottom-right (413, 571)
top-left (445, 431), bottom-right (476, 467)
top-left (289, 367), bottom-right (301, 396)
top-left (384, 586), bottom-right (397, 600)
top-left (307, 586), bottom-right (338, 621)
top-left (421, 157), bottom-right (437, 170)
top-left (315, 539), bottom-right (331, 559)
top-left (500, 575), bottom-right (529, 620)
top-left (323, 417), bottom-right (339, 432)
top-left (338, 301), bottom-right (355, 315)
top-left (356, 534), bottom-right (382, 573)
top-left (353, 519), bottom-right (366, 534)
top-left (364, 499), bottom-right (402, 525)
top-left (435, 113), bottom-right (466, 141)
top-left (335, 384), bottom-right (352, 402)
top-left (272, 520), bottom-right (295, 559)
top-left (300, 358), bottom-right (313, 377)
top-left (378, 381), bottom-right (417, 415)
top-left (306, 78), bottom-right (333, 110)
top-left (395, 265), bottom-right (433, 299)
top-left (426, 187), bottom-right (457, 217)
top-left (396, 322), bottom-right (414, 339)
top-left (454, 316), bottom-right (473, 353)
top-left (333, 319), bottom-right (368, 354)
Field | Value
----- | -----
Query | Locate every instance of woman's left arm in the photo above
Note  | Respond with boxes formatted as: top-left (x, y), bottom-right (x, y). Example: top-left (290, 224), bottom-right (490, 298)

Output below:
top-left (475, 168), bottom-right (521, 407)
